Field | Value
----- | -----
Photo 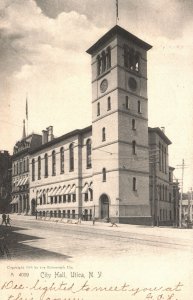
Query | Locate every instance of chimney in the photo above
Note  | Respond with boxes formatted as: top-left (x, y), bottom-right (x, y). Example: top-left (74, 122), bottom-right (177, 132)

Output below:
top-left (42, 130), bottom-right (48, 144)
top-left (160, 127), bottom-right (165, 133)
top-left (47, 126), bottom-right (54, 142)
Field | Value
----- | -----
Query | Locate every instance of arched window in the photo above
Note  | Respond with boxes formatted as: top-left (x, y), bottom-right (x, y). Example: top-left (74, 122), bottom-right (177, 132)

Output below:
top-left (86, 139), bottom-right (92, 168)
top-left (97, 55), bottom-right (101, 76)
top-left (32, 159), bottom-right (35, 181)
top-left (132, 119), bottom-right (136, 130)
top-left (23, 159), bottom-right (26, 173)
top-left (102, 51), bottom-right (106, 72)
top-left (107, 97), bottom-right (111, 111)
top-left (97, 102), bottom-right (100, 116)
top-left (102, 168), bottom-right (106, 182)
top-left (132, 141), bottom-right (136, 155)
top-left (38, 156), bottom-right (41, 180)
top-left (123, 44), bottom-right (129, 68)
top-left (60, 147), bottom-right (64, 173)
top-left (138, 100), bottom-right (141, 113)
top-left (44, 153), bottom-right (48, 177)
top-left (19, 160), bottom-right (22, 174)
top-left (133, 177), bottom-right (137, 191)
top-left (106, 47), bottom-right (111, 69)
top-left (27, 157), bottom-right (29, 172)
top-left (69, 143), bottom-right (74, 171)
top-left (102, 127), bottom-right (106, 141)
top-left (52, 150), bottom-right (56, 176)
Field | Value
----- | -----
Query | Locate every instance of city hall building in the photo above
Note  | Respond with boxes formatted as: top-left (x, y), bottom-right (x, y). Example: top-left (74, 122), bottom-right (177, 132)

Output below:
top-left (11, 25), bottom-right (178, 225)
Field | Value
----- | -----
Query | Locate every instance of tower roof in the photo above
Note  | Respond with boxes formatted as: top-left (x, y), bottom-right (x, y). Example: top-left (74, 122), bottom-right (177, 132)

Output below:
top-left (86, 25), bottom-right (152, 55)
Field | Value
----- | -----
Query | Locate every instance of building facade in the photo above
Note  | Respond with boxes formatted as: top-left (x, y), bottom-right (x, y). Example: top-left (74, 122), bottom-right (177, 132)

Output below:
top-left (11, 127), bottom-right (42, 214)
top-left (0, 150), bottom-right (12, 213)
top-left (148, 127), bottom-right (178, 226)
top-left (10, 25), bottom-right (178, 226)
top-left (29, 126), bottom-right (93, 218)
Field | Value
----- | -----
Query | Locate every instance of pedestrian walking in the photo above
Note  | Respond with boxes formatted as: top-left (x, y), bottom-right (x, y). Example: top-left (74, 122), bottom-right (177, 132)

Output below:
top-left (1, 214), bottom-right (7, 226)
top-left (6, 215), bottom-right (12, 227)
top-left (109, 218), bottom-right (118, 227)
top-left (92, 216), bottom-right (96, 225)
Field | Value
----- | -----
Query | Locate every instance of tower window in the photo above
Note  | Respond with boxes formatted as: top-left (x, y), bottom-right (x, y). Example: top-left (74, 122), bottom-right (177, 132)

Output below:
top-left (102, 127), bottom-right (106, 141)
top-left (132, 119), bottom-right (136, 130)
top-left (60, 147), bottom-right (64, 174)
top-left (96, 47), bottom-right (111, 76)
top-left (107, 97), bottom-right (111, 111)
top-left (97, 55), bottom-right (101, 76)
top-left (86, 139), bottom-right (92, 168)
top-left (32, 159), bottom-right (35, 181)
top-left (106, 47), bottom-right (111, 69)
top-left (102, 168), bottom-right (106, 182)
top-left (102, 51), bottom-right (106, 73)
top-left (124, 45), bottom-right (140, 72)
top-left (38, 156), bottom-right (41, 180)
top-left (52, 150), bottom-right (56, 176)
top-left (97, 102), bottom-right (100, 116)
top-left (138, 100), bottom-right (141, 113)
top-left (133, 177), bottom-right (137, 191)
top-left (69, 143), bottom-right (74, 171)
top-left (132, 141), bottom-right (136, 155)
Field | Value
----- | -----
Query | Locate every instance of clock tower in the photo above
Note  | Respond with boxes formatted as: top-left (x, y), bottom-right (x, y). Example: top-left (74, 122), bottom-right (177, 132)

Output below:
top-left (87, 25), bottom-right (152, 224)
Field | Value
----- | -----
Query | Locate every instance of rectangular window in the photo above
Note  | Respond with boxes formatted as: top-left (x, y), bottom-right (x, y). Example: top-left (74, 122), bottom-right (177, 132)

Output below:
top-left (107, 97), bottom-right (111, 111)
top-left (97, 102), bottom-right (100, 116)
top-left (125, 96), bottom-right (129, 109)
top-left (67, 210), bottom-right (70, 219)
top-left (138, 100), bottom-right (141, 113)
top-left (72, 194), bottom-right (76, 202)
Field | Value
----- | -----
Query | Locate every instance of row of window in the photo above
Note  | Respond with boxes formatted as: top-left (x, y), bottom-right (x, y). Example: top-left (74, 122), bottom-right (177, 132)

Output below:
top-left (32, 140), bottom-right (92, 181)
top-left (158, 184), bottom-right (171, 202)
top-left (96, 96), bottom-right (142, 117)
top-left (38, 209), bottom-right (93, 220)
top-left (159, 143), bottom-right (167, 174)
top-left (159, 209), bottom-right (172, 221)
top-left (13, 158), bottom-right (29, 176)
top-left (96, 45), bottom-right (141, 77)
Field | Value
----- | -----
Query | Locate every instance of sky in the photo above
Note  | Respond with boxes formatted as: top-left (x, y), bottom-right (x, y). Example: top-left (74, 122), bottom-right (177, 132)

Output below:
top-left (0, 0), bottom-right (192, 191)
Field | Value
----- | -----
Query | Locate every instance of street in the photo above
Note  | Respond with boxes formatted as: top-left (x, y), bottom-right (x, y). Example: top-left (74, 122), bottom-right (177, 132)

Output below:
top-left (0, 216), bottom-right (193, 300)
top-left (0, 216), bottom-right (193, 261)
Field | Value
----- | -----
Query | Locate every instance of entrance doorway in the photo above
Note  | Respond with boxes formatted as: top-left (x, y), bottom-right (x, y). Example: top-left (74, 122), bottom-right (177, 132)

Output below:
top-left (31, 199), bottom-right (36, 215)
top-left (100, 194), bottom-right (109, 219)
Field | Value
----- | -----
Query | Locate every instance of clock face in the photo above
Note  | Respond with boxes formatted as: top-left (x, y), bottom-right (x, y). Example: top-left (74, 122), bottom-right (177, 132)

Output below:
top-left (128, 77), bottom-right (137, 91)
top-left (100, 79), bottom-right (108, 93)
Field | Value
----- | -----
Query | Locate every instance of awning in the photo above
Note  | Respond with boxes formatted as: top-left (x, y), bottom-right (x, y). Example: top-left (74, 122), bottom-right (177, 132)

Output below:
top-left (52, 187), bottom-right (60, 196)
top-left (49, 188), bottom-right (57, 197)
top-left (38, 190), bottom-right (43, 198)
top-left (48, 189), bottom-right (53, 197)
top-left (64, 185), bottom-right (71, 195)
top-left (58, 186), bottom-right (66, 195)
top-left (10, 197), bottom-right (19, 204)
top-left (81, 184), bottom-right (89, 194)
top-left (70, 185), bottom-right (76, 194)
top-left (17, 179), bottom-right (23, 186)
top-left (23, 177), bottom-right (29, 185)
top-left (55, 187), bottom-right (62, 196)
top-left (20, 178), bottom-right (25, 186)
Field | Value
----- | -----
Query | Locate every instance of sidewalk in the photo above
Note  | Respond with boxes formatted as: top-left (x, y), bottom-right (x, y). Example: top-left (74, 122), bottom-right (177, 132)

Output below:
top-left (8, 213), bottom-right (193, 242)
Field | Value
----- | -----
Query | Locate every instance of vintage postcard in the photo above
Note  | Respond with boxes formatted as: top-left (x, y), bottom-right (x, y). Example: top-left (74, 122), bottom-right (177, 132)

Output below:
top-left (0, 1), bottom-right (193, 300)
